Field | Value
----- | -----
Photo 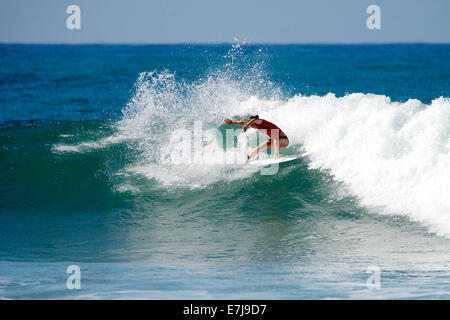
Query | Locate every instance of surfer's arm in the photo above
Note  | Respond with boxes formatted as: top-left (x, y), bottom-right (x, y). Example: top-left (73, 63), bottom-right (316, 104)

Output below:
top-left (224, 119), bottom-right (247, 125)
top-left (242, 118), bottom-right (257, 132)
top-left (244, 118), bottom-right (257, 127)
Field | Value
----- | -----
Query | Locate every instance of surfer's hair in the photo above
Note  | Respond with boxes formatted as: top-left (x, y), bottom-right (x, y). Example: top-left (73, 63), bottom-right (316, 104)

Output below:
top-left (249, 115), bottom-right (259, 119)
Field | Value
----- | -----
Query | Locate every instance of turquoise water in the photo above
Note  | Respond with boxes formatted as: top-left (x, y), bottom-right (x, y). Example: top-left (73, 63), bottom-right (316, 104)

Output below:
top-left (1, 44), bottom-right (450, 299)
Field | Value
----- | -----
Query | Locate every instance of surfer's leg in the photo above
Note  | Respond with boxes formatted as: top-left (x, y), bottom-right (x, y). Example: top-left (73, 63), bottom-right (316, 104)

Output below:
top-left (248, 139), bottom-right (272, 159)
top-left (266, 137), bottom-right (287, 160)
top-left (273, 138), bottom-right (279, 159)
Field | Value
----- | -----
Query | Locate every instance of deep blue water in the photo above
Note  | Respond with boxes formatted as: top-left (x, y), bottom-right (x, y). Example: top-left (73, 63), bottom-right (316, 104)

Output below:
top-left (1, 44), bottom-right (449, 124)
top-left (1, 44), bottom-right (450, 299)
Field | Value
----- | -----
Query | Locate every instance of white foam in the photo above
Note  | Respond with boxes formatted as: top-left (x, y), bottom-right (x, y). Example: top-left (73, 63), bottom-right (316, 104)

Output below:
top-left (114, 184), bottom-right (141, 194)
top-left (53, 133), bottom-right (131, 153)
top-left (265, 93), bottom-right (450, 237)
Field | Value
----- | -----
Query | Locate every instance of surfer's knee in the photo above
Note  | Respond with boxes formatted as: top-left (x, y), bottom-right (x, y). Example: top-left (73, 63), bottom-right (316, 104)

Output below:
top-left (280, 137), bottom-right (289, 147)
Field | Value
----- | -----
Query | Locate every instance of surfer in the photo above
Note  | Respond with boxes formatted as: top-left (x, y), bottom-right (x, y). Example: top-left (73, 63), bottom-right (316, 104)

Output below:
top-left (224, 115), bottom-right (289, 160)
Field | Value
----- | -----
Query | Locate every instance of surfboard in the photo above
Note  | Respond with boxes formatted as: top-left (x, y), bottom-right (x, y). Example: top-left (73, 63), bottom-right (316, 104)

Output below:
top-left (248, 154), bottom-right (307, 166)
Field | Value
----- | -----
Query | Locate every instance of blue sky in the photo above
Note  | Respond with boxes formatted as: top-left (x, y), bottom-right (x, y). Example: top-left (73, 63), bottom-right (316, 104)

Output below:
top-left (0, 0), bottom-right (449, 43)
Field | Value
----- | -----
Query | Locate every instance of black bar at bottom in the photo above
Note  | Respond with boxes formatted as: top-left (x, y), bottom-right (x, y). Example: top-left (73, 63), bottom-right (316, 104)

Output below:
top-left (0, 300), bottom-right (447, 318)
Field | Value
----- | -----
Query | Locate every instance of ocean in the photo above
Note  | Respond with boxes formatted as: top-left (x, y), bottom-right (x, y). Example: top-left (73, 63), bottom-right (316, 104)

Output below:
top-left (1, 43), bottom-right (450, 299)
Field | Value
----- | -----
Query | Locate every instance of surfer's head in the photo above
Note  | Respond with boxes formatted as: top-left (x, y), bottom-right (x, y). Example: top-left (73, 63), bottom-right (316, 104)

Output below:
top-left (249, 115), bottom-right (259, 120)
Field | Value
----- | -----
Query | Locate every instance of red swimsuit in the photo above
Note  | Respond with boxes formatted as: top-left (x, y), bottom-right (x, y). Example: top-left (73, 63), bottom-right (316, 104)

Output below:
top-left (251, 119), bottom-right (288, 139)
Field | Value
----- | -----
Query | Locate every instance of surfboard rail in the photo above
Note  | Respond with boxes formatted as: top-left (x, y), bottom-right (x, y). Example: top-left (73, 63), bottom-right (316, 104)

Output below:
top-left (248, 154), bottom-right (307, 166)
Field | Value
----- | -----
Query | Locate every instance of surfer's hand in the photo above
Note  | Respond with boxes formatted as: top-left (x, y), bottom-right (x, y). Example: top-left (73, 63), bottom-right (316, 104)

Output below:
top-left (224, 119), bottom-right (233, 124)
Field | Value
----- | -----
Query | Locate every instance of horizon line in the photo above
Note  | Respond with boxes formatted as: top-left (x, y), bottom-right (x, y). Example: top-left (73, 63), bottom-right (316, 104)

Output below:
top-left (1, 41), bottom-right (450, 46)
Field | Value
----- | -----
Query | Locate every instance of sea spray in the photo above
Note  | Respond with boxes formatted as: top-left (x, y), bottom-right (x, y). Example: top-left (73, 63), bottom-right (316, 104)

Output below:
top-left (117, 44), bottom-right (283, 188)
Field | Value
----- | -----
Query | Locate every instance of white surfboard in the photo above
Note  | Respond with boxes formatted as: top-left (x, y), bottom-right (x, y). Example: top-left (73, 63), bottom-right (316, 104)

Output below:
top-left (248, 154), bottom-right (307, 166)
